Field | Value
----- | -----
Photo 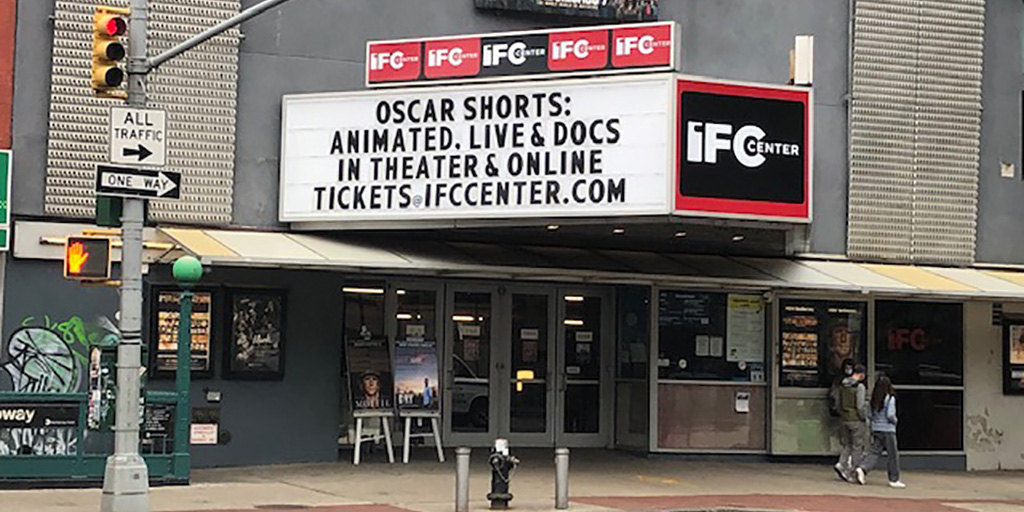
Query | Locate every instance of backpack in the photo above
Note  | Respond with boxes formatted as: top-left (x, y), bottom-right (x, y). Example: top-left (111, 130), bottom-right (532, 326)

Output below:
top-left (827, 380), bottom-right (842, 417)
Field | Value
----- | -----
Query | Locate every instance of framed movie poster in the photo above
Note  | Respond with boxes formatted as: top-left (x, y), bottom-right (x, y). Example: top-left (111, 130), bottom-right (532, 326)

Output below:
top-left (346, 337), bottom-right (394, 412)
top-left (394, 339), bottom-right (440, 412)
top-left (226, 289), bottom-right (286, 380)
top-left (1004, 322), bottom-right (1024, 395)
top-left (153, 288), bottom-right (214, 378)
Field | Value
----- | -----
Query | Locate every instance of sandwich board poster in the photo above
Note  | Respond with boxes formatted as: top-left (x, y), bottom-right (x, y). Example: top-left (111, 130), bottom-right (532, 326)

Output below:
top-left (346, 337), bottom-right (394, 411)
top-left (394, 339), bottom-right (440, 411)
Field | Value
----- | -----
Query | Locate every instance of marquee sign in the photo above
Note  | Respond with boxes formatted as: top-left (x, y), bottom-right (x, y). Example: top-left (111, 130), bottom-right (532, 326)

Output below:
top-left (675, 79), bottom-right (812, 222)
top-left (280, 75), bottom-right (675, 224)
top-left (366, 22), bottom-right (677, 87)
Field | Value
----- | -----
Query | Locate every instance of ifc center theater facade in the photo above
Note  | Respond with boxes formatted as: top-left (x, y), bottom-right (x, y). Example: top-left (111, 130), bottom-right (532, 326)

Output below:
top-left (4, 0), bottom-right (1024, 473)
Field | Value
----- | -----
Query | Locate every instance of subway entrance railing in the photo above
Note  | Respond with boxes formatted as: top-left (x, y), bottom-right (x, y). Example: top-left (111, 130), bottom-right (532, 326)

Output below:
top-left (0, 390), bottom-right (187, 484)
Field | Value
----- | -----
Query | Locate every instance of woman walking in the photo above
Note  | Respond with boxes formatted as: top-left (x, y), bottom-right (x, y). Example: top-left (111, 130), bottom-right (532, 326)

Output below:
top-left (855, 374), bottom-right (906, 488)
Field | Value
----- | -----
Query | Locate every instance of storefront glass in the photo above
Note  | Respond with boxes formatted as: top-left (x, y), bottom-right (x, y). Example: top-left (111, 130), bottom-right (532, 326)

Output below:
top-left (657, 291), bottom-right (765, 382)
top-left (510, 293), bottom-right (549, 434)
top-left (615, 286), bottom-right (650, 449)
top-left (564, 295), bottom-right (602, 434)
top-left (778, 299), bottom-right (867, 388)
top-left (451, 292), bottom-right (492, 433)
top-left (874, 300), bottom-right (964, 451)
top-left (875, 301), bottom-right (963, 386)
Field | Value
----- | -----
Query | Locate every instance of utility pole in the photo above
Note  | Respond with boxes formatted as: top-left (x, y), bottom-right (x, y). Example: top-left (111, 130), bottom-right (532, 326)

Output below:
top-left (100, 1), bottom-right (300, 510)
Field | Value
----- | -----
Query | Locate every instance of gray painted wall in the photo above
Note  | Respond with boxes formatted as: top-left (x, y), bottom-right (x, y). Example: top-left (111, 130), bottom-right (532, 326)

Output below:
top-left (0, 257), bottom-right (344, 467)
top-left (20, 0), bottom-right (1024, 262)
top-left (0, 257), bottom-right (120, 393)
top-left (976, 0), bottom-right (1024, 264)
top-left (144, 266), bottom-right (344, 468)
top-left (10, 0), bottom-right (53, 218)
top-left (231, 0), bottom-right (850, 253)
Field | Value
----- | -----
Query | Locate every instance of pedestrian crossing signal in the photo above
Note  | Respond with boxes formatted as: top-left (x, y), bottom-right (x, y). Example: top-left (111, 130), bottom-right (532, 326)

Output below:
top-left (64, 236), bottom-right (112, 280)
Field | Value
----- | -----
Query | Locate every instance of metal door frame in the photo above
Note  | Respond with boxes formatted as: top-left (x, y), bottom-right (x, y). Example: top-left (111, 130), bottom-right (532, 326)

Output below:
top-left (498, 284), bottom-right (557, 446)
top-left (442, 283), bottom-right (500, 447)
top-left (555, 285), bottom-right (614, 448)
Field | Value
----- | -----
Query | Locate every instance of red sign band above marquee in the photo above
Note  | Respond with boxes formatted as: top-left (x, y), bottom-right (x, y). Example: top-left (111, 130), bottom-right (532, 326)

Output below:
top-left (366, 22), bottom-right (677, 87)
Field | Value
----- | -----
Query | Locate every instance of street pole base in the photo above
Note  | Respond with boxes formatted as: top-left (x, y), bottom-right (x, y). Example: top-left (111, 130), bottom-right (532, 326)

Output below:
top-left (101, 454), bottom-right (151, 512)
top-left (487, 493), bottom-right (513, 510)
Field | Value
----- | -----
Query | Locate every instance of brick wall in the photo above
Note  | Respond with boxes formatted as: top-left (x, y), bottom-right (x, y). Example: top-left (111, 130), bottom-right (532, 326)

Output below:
top-left (0, 0), bottom-right (15, 149)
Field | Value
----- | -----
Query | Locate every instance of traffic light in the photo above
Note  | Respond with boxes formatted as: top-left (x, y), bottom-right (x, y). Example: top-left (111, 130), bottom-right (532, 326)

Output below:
top-left (92, 6), bottom-right (129, 98)
top-left (64, 236), bottom-right (112, 280)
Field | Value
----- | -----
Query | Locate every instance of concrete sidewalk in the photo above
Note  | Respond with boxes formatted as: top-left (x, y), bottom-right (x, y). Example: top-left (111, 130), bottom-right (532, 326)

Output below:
top-left (2, 449), bottom-right (1023, 512)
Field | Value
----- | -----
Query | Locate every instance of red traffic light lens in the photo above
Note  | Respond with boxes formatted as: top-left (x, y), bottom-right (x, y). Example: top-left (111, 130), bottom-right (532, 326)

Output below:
top-left (105, 17), bottom-right (126, 37)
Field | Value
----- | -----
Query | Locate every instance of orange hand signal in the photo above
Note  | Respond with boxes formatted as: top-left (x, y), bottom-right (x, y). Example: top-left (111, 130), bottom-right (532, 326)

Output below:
top-left (67, 242), bottom-right (90, 273)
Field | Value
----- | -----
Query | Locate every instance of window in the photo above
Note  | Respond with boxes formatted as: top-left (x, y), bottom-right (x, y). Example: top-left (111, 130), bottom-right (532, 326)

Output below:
top-left (657, 291), bottom-right (765, 382)
top-left (875, 301), bottom-right (963, 386)
top-left (778, 299), bottom-right (867, 388)
top-left (874, 300), bottom-right (963, 451)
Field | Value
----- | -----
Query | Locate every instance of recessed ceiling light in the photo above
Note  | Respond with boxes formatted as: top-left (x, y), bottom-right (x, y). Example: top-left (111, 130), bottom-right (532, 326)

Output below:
top-left (674, 231), bottom-right (687, 238)
top-left (732, 235), bottom-right (745, 242)
top-left (547, 225), bottom-right (560, 231)
top-left (613, 227), bottom-right (625, 234)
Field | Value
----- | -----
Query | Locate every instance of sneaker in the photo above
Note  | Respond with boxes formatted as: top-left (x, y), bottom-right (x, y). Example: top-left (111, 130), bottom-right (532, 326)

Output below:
top-left (888, 481), bottom-right (906, 489)
top-left (855, 467), bottom-right (866, 485)
top-left (834, 463), bottom-right (849, 482)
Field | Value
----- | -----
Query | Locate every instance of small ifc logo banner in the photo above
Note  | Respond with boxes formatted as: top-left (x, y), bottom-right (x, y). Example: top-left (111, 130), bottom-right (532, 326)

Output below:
top-left (675, 78), bottom-right (811, 222)
top-left (367, 22), bottom-right (676, 86)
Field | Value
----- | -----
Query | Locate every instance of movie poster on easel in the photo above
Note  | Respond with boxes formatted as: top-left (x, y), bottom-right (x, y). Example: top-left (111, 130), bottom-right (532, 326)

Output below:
top-left (346, 337), bottom-right (394, 412)
top-left (394, 339), bottom-right (440, 412)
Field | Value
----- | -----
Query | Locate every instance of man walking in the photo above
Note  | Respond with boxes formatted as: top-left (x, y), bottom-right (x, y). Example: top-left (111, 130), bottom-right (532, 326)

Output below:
top-left (834, 363), bottom-right (868, 482)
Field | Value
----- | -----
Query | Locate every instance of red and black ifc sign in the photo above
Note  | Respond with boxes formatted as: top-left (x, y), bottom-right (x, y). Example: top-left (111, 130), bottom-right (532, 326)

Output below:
top-left (366, 22), bottom-right (676, 86)
top-left (675, 79), bottom-right (811, 221)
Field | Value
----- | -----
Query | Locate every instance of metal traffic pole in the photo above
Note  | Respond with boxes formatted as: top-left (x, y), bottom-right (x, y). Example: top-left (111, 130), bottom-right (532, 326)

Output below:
top-left (100, 1), bottom-right (302, 510)
top-left (100, 0), bottom-right (151, 508)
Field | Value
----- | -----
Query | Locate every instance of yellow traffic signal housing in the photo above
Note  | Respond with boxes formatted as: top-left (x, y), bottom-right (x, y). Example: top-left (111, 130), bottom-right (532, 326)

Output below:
top-left (92, 6), bottom-right (129, 98)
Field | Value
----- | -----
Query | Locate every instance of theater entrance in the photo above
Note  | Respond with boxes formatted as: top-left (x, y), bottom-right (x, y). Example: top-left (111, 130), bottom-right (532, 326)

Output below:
top-left (443, 284), bottom-right (613, 448)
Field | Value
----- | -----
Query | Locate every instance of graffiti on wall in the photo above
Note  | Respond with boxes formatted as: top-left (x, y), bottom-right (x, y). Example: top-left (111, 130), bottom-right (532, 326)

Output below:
top-left (0, 315), bottom-right (118, 456)
top-left (1, 315), bottom-right (119, 393)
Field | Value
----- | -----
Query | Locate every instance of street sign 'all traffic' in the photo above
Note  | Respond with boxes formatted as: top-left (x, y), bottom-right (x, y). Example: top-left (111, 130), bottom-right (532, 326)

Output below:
top-left (109, 106), bottom-right (167, 167)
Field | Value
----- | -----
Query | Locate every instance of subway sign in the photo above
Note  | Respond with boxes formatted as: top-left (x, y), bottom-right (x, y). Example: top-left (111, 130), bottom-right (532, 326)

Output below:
top-left (366, 22), bottom-right (677, 87)
top-left (675, 79), bottom-right (812, 222)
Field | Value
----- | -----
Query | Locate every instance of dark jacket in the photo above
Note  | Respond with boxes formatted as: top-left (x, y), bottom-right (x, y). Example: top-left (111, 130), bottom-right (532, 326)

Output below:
top-left (838, 376), bottom-right (868, 422)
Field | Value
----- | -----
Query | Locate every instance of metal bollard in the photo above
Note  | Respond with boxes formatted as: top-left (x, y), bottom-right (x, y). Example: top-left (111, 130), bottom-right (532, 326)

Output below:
top-left (555, 448), bottom-right (569, 510)
top-left (456, 447), bottom-right (471, 512)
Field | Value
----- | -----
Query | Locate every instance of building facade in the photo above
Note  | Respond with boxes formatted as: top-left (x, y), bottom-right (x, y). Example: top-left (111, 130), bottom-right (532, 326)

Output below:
top-left (2, 0), bottom-right (1023, 474)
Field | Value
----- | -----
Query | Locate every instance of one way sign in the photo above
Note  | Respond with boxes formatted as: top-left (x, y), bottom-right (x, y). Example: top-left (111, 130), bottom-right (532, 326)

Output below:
top-left (109, 106), bottom-right (166, 167)
top-left (95, 165), bottom-right (181, 200)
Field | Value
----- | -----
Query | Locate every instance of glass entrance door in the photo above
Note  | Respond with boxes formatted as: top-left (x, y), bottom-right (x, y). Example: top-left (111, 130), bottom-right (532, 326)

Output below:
top-left (503, 288), bottom-right (555, 445)
top-left (556, 289), bottom-right (612, 447)
top-left (443, 284), bottom-right (609, 447)
top-left (444, 286), bottom-right (497, 446)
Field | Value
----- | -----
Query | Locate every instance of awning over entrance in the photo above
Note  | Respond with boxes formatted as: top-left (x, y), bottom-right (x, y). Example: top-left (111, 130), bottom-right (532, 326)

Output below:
top-left (160, 227), bottom-right (1024, 300)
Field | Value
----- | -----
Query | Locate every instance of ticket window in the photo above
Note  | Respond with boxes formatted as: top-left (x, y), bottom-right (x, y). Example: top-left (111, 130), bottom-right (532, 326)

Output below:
top-left (656, 290), bottom-right (767, 451)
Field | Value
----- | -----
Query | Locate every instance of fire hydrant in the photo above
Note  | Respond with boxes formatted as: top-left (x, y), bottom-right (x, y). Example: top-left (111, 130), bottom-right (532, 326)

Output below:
top-left (486, 439), bottom-right (519, 510)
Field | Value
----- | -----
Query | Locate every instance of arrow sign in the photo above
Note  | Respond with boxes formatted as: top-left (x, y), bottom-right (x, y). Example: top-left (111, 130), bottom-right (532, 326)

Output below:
top-left (95, 164), bottom-right (181, 200)
top-left (122, 144), bottom-right (153, 161)
top-left (108, 106), bottom-right (166, 167)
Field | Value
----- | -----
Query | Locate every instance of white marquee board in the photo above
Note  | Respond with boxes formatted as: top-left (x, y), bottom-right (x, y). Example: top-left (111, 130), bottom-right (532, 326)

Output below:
top-left (279, 74), bottom-right (675, 224)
